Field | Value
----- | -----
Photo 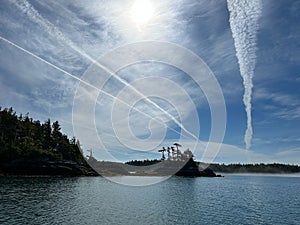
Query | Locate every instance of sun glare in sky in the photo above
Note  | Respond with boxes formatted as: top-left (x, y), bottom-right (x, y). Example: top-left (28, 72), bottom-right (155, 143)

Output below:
top-left (130, 0), bottom-right (154, 26)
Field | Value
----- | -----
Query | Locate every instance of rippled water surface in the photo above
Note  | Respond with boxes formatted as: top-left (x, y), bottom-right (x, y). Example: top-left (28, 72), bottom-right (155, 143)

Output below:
top-left (1, 175), bottom-right (299, 225)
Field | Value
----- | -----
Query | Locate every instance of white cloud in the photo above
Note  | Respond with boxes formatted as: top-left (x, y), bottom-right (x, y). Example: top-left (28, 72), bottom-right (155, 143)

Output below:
top-left (255, 89), bottom-right (299, 106)
top-left (194, 141), bottom-right (300, 165)
top-left (254, 89), bottom-right (300, 120)
top-left (227, 0), bottom-right (262, 150)
top-left (273, 107), bottom-right (300, 120)
top-left (274, 147), bottom-right (300, 165)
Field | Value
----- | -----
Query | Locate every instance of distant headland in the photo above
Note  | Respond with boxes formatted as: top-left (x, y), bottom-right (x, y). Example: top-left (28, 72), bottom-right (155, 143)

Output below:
top-left (1, 106), bottom-right (300, 177)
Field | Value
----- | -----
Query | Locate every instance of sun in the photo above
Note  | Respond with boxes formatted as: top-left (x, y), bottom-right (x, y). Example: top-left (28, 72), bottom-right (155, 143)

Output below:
top-left (130, 0), bottom-right (154, 26)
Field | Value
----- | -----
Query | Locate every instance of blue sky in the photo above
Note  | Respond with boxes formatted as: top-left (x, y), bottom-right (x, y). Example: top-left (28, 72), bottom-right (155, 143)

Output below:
top-left (0, 0), bottom-right (299, 164)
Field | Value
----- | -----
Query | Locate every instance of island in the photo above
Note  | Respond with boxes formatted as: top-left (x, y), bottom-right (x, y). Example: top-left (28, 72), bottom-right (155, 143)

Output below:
top-left (87, 146), bottom-right (220, 177)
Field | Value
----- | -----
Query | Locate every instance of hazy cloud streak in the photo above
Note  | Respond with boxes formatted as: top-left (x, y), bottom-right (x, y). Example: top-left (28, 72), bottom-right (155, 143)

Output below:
top-left (0, 36), bottom-right (191, 142)
top-left (13, 0), bottom-right (198, 142)
top-left (227, 0), bottom-right (262, 150)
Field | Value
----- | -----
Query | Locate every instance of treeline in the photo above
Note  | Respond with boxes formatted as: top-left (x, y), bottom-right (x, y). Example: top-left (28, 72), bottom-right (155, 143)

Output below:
top-left (125, 159), bottom-right (300, 174)
top-left (0, 107), bottom-right (85, 164)
top-left (125, 159), bottom-right (161, 166)
top-left (204, 163), bottom-right (300, 174)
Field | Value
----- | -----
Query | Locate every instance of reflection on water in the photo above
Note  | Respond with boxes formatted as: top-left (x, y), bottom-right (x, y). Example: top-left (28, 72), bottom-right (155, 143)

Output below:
top-left (0, 175), bottom-right (299, 225)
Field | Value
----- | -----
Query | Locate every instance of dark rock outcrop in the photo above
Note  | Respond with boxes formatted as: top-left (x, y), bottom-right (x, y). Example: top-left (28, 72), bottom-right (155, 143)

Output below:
top-left (0, 158), bottom-right (98, 176)
top-left (175, 158), bottom-right (218, 177)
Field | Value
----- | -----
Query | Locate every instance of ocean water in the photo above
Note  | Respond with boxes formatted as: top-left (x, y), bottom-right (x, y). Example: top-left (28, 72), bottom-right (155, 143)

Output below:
top-left (0, 175), bottom-right (299, 225)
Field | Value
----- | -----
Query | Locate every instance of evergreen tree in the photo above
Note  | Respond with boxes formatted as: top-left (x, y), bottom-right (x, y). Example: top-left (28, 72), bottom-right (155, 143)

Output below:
top-left (51, 121), bottom-right (62, 151)
top-left (42, 119), bottom-right (52, 150)
top-left (0, 107), bottom-right (86, 163)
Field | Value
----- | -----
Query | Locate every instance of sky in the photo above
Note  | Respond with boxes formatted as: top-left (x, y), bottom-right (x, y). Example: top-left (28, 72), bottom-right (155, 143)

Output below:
top-left (0, 0), bottom-right (299, 164)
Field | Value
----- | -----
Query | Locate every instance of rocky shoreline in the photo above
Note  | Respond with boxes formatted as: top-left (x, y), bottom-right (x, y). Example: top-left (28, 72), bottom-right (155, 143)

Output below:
top-left (0, 158), bottom-right (221, 177)
top-left (0, 159), bottom-right (98, 177)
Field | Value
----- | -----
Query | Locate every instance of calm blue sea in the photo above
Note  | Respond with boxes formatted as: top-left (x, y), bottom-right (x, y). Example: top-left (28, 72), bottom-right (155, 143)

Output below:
top-left (0, 175), bottom-right (299, 225)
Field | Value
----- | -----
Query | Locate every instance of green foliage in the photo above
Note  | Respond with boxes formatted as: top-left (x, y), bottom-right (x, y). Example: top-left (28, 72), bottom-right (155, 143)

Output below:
top-left (206, 163), bottom-right (300, 173)
top-left (0, 107), bottom-right (85, 164)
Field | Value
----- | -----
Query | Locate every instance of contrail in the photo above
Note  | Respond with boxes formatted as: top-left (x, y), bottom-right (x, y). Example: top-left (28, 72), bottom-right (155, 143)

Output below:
top-left (0, 36), bottom-right (191, 142)
top-left (0, 36), bottom-right (93, 89)
top-left (12, 0), bottom-right (199, 141)
top-left (227, 0), bottom-right (262, 150)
